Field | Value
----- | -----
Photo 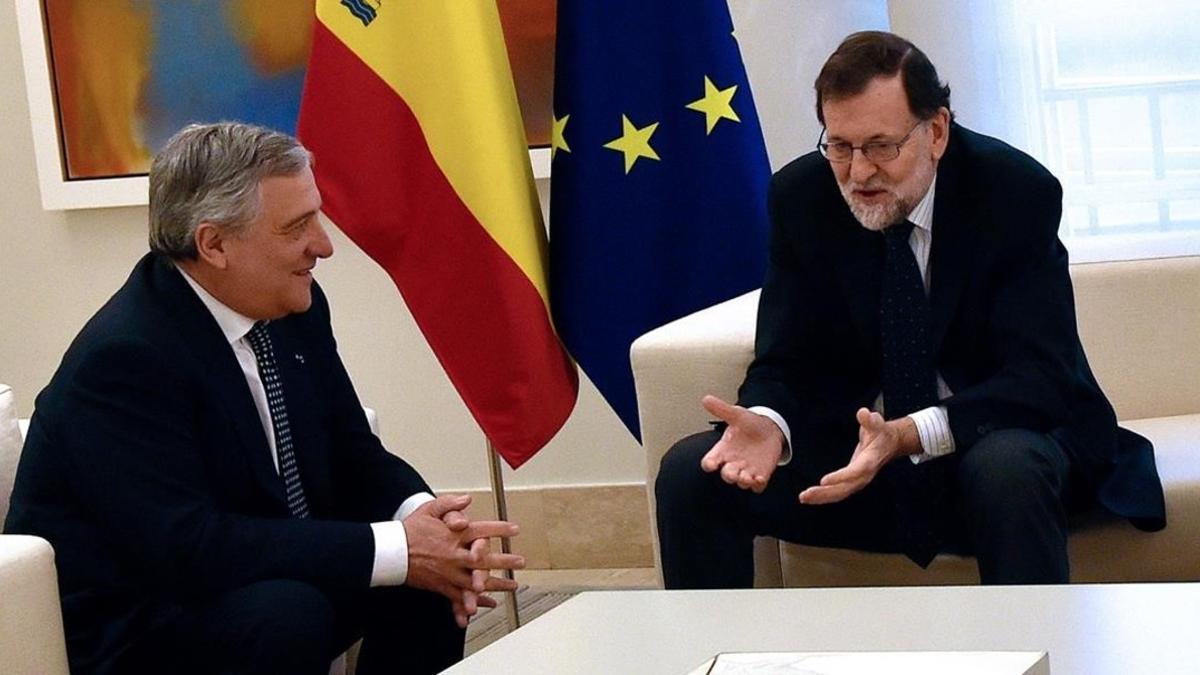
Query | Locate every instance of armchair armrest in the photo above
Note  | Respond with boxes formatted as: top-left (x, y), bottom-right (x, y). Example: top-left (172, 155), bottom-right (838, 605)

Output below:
top-left (0, 535), bottom-right (70, 674)
top-left (631, 290), bottom-right (767, 578)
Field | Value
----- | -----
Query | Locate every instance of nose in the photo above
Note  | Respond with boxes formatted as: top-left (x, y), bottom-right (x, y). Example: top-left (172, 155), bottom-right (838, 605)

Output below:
top-left (308, 219), bottom-right (334, 259)
top-left (848, 150), bottom-right (878, 184)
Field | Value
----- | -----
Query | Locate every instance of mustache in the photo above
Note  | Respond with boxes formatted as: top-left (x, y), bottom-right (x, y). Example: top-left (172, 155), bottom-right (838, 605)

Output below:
top-left (844, 180), bottom-right (894, 194)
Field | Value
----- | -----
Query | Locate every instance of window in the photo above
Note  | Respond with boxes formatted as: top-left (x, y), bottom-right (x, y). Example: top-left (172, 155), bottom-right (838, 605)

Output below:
top-left (1028, 0), bottom-right (1200, 261)
top-left (892, 0), bottom-right (1200, 262)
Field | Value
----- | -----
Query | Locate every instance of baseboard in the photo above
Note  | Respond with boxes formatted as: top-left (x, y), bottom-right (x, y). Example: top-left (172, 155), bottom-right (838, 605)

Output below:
top-left (457, 483), bottom-right (653, 570)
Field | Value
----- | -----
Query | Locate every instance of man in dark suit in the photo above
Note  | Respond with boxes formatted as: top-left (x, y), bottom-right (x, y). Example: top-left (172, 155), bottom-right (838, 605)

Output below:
top-left (655, 31), bottom-right (1165, 588)
top-left (4, 122), bottom-right (524, 674)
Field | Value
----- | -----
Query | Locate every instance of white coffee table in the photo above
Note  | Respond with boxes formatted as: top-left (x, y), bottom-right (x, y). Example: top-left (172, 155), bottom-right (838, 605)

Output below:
top-left (446, 583), bottom-right (1200, 674)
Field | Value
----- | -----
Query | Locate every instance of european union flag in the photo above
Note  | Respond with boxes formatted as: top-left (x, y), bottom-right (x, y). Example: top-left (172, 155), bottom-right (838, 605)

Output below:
top-left (550, 0), bottom-right (771, 439)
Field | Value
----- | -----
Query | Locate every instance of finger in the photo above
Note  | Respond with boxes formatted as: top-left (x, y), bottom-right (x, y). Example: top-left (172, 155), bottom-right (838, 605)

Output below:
top-left (472, 568), bottom-right (490, 594)
top-left (866, 411), bottom-right (887, 431)
top-left (856, 407), bottom-right (873, 427)
top-left (469, 540), bottom-right (491, 591)
top-left (442, 509), bottom-right (469, 531)
top-left (700, 445), bottom-right (726, 473)
top-left (421, 493), bottom-right (472, 519)
top-left (461, 520), bottom-right (520, 542)
top-left (450, 595), bottom-right (469, 629)
top-left (798, 484), bottom-right (852, 505)
top-left (462, 588), bottom-right (479, 616)
top-left (476, 594), bottom-right (499, 610)
top-left (819, 463), bottom-right (867, 487)
top-left (477, 552), bottom-right (527, 571)
top-left (719, 459), bottom-right (746, 485)
top-left (480, 575), bottom-right (520, 593)
top-left (735, 467), bottom-right (757, 490)
top-left (701, 395), bottom-right (743, 425)
top-left (751, 474), bottom-right (769, 494)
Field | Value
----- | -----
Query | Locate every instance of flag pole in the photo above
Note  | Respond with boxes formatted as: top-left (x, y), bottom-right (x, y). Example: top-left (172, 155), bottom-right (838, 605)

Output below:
top-left (486, 440), bottom-right (521, 629)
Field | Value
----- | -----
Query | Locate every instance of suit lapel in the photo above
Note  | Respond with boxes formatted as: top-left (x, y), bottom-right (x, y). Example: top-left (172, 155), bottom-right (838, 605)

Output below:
top-left (928, 130), bottom-right (974, 352)
top-left (147, 256), bottom-right (288, 509)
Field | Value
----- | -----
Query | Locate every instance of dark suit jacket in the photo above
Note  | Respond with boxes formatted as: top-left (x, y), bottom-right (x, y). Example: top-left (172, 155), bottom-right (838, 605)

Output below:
top-left (5, 252), bottom-right (430, 673)
top-left (739, 123), bottom-right (1165, 528)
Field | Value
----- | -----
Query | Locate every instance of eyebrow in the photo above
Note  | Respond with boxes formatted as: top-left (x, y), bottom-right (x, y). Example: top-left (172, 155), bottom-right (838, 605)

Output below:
top-left (825, 132), bottom-right (899, 144)
top-left (281, 208), bottom-right (320, 232)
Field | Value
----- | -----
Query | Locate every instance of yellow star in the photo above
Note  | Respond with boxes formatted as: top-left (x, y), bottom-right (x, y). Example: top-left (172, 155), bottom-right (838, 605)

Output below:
top-left (551, 114), bottom-right (570, 159)
top-left (685, 76), bottom-right (741, 135)
top-left (603, 115), bottom-right (661, 174)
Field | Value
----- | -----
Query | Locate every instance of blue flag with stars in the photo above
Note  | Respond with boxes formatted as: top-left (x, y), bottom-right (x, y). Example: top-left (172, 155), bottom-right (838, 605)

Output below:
top-left (550, 0), bottom-right (771, 439)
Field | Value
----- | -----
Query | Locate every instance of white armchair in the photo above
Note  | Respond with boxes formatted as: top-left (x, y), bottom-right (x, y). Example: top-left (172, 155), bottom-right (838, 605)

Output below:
top-left (1, 383), bottom-right (70, 674)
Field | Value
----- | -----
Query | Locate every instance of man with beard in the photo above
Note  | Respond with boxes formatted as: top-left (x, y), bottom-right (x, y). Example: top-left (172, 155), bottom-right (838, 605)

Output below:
top-left (654, 31), bottom-right (1165, 587)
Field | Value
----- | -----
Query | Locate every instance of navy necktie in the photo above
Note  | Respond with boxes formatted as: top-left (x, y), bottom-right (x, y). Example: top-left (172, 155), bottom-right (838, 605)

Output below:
top-left (246, 322), bottom-right (311, 519)
top-left (880, 221), bottom-right (938, 418)
top-left (879, 221), bottom-right (941, 566)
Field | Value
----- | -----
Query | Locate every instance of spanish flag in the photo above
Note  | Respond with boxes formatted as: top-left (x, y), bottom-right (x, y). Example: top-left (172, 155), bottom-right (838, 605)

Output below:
top-left (298, 0), bottom-right (577, 467)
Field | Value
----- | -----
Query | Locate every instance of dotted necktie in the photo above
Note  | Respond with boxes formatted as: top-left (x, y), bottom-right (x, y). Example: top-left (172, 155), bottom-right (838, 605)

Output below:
top-left (880, 221), bottom-right (938, 418)
top-left (246, 322), bottom-right (311, 519)
top-left (880, 221), bottom-right (941, 566)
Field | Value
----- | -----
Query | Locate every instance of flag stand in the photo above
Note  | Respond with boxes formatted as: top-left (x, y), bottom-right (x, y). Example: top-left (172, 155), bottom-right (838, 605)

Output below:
top-left (486, 440), bottom-right (521, 629)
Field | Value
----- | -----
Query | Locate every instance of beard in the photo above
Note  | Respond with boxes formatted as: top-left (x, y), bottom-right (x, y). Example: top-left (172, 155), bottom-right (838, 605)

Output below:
top-left (837, 160), bottom-right (935, 232)
top-left (839, 181), bottom-right (910, 231)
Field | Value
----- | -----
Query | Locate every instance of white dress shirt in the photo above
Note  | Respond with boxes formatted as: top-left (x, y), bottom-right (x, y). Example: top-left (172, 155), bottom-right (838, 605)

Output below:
top-left (754, 176), bottom-right (957, 465)
top-left (177, 267), bottom-right (432, 585)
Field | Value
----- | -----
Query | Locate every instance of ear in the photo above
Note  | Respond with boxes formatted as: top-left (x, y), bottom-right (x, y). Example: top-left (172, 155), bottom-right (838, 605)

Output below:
top-left (193, 222), bottom-right (230, 270)
top-left (929, 107), bottom-right (951, 161)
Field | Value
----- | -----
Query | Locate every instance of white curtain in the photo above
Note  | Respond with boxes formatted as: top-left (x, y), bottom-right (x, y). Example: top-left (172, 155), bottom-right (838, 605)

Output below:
top-left (890, 0), bottom-right (1200, 262)
top-left (732, 0), bottom-right (890, 171)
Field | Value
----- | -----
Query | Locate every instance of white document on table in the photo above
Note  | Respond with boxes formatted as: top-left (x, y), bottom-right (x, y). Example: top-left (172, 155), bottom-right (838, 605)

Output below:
top-left (690, 651), bottom-right (1050, 675)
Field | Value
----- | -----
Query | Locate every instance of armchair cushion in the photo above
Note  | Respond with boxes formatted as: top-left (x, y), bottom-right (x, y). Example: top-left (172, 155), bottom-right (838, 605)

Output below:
top-left (1, 384), bottom-right (23, 526)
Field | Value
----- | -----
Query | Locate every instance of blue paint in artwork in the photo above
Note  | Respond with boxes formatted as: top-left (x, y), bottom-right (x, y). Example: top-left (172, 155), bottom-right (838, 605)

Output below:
top-left (142, 1), bottom-right (307, 152)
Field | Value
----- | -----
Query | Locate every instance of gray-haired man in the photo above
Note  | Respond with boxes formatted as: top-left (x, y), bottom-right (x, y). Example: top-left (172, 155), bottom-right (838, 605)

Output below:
top-left (5, 122), bottom-right (522, 674)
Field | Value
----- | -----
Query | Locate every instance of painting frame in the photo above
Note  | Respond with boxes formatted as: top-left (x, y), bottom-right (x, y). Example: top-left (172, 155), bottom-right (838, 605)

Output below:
top-left (15, 0), bottom-right (147, 210)
top-left (14, 0), bottom-right (552, 212)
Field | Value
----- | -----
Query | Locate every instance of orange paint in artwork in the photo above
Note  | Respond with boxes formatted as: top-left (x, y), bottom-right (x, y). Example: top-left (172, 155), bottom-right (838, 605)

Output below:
top-left (44, 0), bottom-right (153, 178)
top-left (226, 0), bottom-right (314, 76)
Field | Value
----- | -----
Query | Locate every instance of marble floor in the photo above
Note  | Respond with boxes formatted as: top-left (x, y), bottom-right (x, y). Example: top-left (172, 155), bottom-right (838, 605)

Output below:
top-left (464, 567), bottom-right (660, 655)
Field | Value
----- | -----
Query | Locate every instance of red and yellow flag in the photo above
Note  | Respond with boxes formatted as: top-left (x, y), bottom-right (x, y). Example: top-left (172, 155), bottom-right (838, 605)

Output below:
top-left (298, 0), bottom-right (577, 467)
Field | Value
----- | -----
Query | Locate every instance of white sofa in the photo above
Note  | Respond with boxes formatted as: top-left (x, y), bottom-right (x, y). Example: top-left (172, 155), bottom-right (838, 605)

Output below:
top-left (633, 256), bottom-right (1200, 586)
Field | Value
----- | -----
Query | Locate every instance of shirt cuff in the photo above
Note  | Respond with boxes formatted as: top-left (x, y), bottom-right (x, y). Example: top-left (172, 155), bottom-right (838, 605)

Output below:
top-left (908, 405), bottom-right (956, 464)
top-left (746, 406), bottom-right (793, 465)
top-left (368, 520), bottom-right (410, 587)
top-left (369, 491), bottom-right (436, 587)
top-left (394, 492), bottom-right (436, 521)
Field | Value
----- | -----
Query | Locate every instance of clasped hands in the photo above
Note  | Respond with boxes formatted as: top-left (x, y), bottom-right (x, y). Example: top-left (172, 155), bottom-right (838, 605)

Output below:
top-left (700, 395), bottom-right (918, 504)
top-left (403, 494), bottom-right (525, 628)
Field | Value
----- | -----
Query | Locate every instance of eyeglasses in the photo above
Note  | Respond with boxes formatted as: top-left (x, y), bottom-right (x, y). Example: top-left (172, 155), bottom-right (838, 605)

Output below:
top-left (817, 120), bottom-right (925, 164)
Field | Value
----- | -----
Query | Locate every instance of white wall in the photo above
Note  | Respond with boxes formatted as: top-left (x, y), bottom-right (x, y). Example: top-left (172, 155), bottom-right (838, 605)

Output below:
top-left (0, 0), bottom-right (886, 491)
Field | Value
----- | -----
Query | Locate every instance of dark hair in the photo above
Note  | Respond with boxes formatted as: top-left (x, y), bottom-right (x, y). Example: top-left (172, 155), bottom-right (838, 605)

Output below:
top-left (814, 31), bottom-right (952, 125)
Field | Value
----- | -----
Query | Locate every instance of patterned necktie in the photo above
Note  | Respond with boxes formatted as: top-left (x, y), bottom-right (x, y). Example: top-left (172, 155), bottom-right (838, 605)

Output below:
top-left (879, 220), bottom-right (941, 566)
top-left (246, 322), bottom-right (311, 518)
top-left (880, 220), bottom-right (938, 417)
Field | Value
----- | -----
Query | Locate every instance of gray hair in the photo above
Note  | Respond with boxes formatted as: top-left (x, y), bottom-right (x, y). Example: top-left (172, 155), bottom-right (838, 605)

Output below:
top-left (148, 122), bottom-right (311, 259)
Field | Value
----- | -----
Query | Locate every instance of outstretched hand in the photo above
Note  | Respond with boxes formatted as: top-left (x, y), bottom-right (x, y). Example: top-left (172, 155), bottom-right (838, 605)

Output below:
top-left (403, 494), bottom-right (525, 627)
top-left (799, 408), bottom-right (914, 505)
top-left (698, 395), bottom-right (785, 493)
